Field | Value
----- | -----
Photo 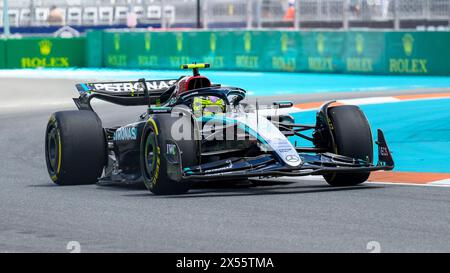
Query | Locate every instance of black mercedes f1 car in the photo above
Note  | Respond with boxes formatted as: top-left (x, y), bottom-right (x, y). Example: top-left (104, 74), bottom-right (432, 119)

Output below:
top-left (45, 64), bottom-right (394, 195)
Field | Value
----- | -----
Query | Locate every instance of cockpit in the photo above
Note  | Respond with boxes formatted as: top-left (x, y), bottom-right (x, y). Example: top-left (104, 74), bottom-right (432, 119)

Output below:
top-left (168, 63), bottom-right (246, 116)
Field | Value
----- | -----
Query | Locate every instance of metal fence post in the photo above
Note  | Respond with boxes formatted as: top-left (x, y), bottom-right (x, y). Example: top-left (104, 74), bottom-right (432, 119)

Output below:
top-left (256, 0), bottom-right (262, 29)
top-left (196, 0), bottom-right (201, 28)
top-left (294, 0), bottom-right (300, 29)
top-left (394, 0), bottom-right (400, 30)
top-left (161, 0), bottom-right (167, 29)
top-left (29, 0), bottom-right (35, 27)
top-left (343, 0), bottom-right (349, 30)
top-left (202, 0), bottom-right (208, 29)
top-left (246, 0), bottom-right (253, 29)
top-left (448, 0), bottom-right (450, 28)
top-left (3, 0), bottom-right (10, 36)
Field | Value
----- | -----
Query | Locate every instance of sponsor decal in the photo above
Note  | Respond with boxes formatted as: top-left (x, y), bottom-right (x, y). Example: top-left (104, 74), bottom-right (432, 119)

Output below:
top-left (244, 32), bottom-right (252, 53)
top-left (316, 33), bottom-right (325, 55)
top-left (203, 56), bottom-right (224, 69)
top-left (145, 33), bottom-right (151, 51)
top-left (138, 55), bottom-right (158, 67)
top-left (281, 33), bottom-right (289, 53)
top-left (389, 34), bottom-right (428, 74)
top-left (235, 32), bottom-right (259, 69)
top-left (107, 54), bottom-right (127, 66)
top-left (285, 155), bottom-right (300, 163)
top-left (235, 55), bottom-right (259, 69)
top-left (346, 57), bottom-right (373, 72)
top-left (166, 144), bottom-right (177, 156)
top-left (113, 126), bottom-right (138, 141)
top-left (210, 33), bottom-right (217, 52)
top-left (403, 34), bottom-right (414, 56)
top-left (21, 39), bottom-right (70, 68)
top-left (169, 56), bottom-right (191, 67)
top-left (114, 33), bottom-right (121, 51)
top-left (355, 34), bottom-right (364, 55)
top-left (346, 34), bottom-right (374, 73)
top-left (39, 40), bottom-right (52, 56)
top-left (272, 56), bottom-right (296, 72)
top-left (308, 33), bottom-right (335, 72)
top-left (106, 33), bottom-right (127, 66)
top-left (176, 33), bottom-right (183, 52)
top-left (203, 160), bottom-right (234, 174)
top-left (308, 57), bottom-right (333, 72)
top-left (204, 165), bottom-right (233, 174)
top-left (271, 33), bottom-right (296, 71)
top-left (21, 57), bottom-right (69, 68)
top-left (204, 33), bottom-right (225, 68)
top-left (151, 147), bottom-right (161, 186)
top-left (347, 33), bottom-right (373, 72)
top-left (90, 80), bottom-right (176, 92)
top-left (379, 147), bottom-right (389, 157)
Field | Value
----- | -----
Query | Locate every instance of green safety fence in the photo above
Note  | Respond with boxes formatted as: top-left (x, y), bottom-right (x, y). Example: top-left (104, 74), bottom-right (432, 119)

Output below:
top-left (1, 31), bottom-right (449, 75)
top-left (91, 30), bottom-right (450, 76)
top-left (0, 39), bottom-right (5, 68)
top-left (5, 37), bottom-right (85, 68)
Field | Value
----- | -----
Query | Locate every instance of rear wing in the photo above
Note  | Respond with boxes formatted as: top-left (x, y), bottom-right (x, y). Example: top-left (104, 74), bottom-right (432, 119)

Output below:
top-left (74, 78), bottom-right (180, 110)
top-left (76, 79), bottom-right (179, 96)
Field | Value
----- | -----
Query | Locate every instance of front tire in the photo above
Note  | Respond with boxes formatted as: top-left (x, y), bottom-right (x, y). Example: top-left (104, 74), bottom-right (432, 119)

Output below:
top-left (45, 111), bottom-right (106, 185)
top-left (140, 113), bottom-right (198, 195)
top-left (324, 105), bottom-right (373, 187)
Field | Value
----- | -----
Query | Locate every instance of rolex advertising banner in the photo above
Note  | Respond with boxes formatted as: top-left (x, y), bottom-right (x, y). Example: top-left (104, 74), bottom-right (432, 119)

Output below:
top-left (5, 37), bottom-right (85, 68)
top-left (103, 31), bottom-right (236, 70)
top-left (231, 31), bottom-right (267, 71)
top-left (86, 30), bottom-right (103, 68)
top-left (342, 32), bottom-right (386, 74)
top-left (385, 32), bottom-right (450, 75)
top-left (263, 31), bottom-right (302, 72)
top-left (300, 31), bottom-right (345, 73)
top-left (1, 31), bottom-right (449, 74)
top-left (96, 30), bottom-right (450, 75)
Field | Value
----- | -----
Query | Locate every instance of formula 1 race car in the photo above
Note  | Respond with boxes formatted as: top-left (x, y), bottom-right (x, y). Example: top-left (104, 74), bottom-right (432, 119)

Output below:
top-left (45, 64), bottom-right (394, 195)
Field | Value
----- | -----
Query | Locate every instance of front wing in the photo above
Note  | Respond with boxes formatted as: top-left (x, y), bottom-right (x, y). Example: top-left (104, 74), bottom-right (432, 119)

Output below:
top-left (182, 130), bottom-right (394, 180)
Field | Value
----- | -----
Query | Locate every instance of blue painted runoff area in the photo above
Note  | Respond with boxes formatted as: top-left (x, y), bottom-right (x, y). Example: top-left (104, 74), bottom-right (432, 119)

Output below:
top-left (291, 98), bottom-right (450, 174)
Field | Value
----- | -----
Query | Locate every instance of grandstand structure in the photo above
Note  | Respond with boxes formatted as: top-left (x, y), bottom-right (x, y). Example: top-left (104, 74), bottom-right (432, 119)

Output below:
top-left (1, 0), bottom-right (449, 32)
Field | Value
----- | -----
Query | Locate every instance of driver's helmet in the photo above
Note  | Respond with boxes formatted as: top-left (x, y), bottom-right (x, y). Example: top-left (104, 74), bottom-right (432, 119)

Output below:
top-left (192, 96), bottom-right (225, 117)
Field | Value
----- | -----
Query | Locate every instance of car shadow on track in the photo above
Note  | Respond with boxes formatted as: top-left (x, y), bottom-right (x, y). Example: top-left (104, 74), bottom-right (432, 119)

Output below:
top-left (164, 185), bottom-right (381, 199)
top-left (29, 180), bottom-right (384, 198)
top-left (120, 180), bottom-right (384, 198)
top-left (28, 181), bottom-right (147, 191)
top-left (28, 184), bottom-right (60, 188)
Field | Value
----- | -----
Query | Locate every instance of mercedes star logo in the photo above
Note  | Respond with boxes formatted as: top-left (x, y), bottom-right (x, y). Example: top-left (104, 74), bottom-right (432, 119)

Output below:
top-left (285, 155), bottom-right (300, 163)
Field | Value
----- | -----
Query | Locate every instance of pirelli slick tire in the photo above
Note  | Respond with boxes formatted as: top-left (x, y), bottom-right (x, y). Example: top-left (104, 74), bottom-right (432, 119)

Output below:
top-left (140, 114), bottom-right (198, 195)
top-left (324, 105), bottom-right (374, 187)
top-left (45, 111), bottom-right (106, 186)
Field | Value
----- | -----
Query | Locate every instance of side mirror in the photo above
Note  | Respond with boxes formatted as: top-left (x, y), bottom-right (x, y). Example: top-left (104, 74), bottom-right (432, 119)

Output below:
top-left (273, 101), bottom-right (294, 109)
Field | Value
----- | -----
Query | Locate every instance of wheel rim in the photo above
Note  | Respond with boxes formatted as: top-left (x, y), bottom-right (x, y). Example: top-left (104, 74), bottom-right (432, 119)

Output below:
top-left (144, 132), bottom-right (157, 179)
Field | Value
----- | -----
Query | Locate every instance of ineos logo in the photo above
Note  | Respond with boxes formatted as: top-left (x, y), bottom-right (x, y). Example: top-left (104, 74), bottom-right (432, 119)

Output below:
top-left (285, 155), bottom-right (300, 163)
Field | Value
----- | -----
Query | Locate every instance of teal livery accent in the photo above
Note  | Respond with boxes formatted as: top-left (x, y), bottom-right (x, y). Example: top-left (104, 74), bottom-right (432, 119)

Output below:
top-left (196, 115), bottom-right (268, 144)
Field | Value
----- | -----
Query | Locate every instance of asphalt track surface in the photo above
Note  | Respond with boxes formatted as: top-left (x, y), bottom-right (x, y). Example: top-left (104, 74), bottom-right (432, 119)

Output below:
top-left (1, 78), bottom-right (450, 253)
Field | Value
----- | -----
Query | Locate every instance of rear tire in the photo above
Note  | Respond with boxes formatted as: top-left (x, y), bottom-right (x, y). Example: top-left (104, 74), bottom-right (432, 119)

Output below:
top-left (140, 114), bottom-right (198, 195)
top-left (45, 111), bottom-right (106, 185)
top-left (324, 105), bottom-right (373, 187)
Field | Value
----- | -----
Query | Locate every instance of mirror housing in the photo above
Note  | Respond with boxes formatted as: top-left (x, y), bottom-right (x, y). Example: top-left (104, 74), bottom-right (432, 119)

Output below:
top-left (273, 101), bottom-right (294, 109)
